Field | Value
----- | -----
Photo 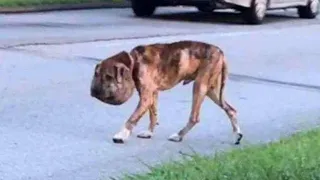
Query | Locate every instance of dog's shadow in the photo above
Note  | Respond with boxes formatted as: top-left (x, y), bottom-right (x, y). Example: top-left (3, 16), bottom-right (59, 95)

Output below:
top-left (133, 8), bottom-right (299, 25)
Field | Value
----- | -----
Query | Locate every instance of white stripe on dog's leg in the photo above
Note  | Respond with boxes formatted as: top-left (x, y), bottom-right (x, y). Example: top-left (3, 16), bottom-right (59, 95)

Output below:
top-left (236, 126), bottom-right (241, 134)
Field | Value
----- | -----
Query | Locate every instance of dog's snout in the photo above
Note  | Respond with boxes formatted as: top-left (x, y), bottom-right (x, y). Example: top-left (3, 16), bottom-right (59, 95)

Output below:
top-left (91, 86), bottom-right (102, 97)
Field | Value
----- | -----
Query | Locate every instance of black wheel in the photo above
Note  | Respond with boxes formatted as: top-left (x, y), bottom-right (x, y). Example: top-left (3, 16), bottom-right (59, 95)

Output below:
top-left (131, 0), bottom-right (156, 17)
top-left (298, 0), bottom-right (319, 19)
top-left (242, 0), bottom-right (267, 24)
top-left (196, 5), bottom-right (215, 13)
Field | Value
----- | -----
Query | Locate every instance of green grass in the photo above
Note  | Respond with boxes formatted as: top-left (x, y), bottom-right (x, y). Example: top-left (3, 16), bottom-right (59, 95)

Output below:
top-left (121, 128), bottom-right (320, 180)
top-left (0, 0), bottom-right (125, 8)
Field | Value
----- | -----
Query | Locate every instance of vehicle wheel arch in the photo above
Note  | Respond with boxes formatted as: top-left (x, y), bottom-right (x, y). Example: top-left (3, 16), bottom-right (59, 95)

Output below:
top-left (252, 0), bottom-right (270, 8)
top-left (297, 0), bottom-right (319, 18)
top-left (242, 0), bottom-right (269, 24)
top-left (131, 0), bottom-right (156, 17)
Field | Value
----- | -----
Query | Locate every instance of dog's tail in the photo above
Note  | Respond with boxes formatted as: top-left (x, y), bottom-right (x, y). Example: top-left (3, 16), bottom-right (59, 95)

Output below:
top-left (219, 52), bottom-right (228, 108)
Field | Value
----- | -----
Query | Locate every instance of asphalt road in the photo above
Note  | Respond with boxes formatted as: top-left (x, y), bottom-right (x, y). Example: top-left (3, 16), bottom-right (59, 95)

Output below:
top-left (1, 6), bottom-right (320, 180)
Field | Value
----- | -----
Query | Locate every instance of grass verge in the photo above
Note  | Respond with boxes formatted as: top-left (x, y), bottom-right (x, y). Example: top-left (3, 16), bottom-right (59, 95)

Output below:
top-left (0, 0), bottom-right (126, 8)
top-left (122, 128), bottom-right (320, 180)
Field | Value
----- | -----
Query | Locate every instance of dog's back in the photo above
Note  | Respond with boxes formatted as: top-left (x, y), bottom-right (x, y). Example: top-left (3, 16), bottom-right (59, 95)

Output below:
top-left (129, 40), bottom-right (224, 90)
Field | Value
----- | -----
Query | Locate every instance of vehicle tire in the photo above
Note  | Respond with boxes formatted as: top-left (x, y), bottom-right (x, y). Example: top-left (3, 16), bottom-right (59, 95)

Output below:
top-left (298, 0), bottom-right (319, 19)
top-left (131, 0), bottom-right (156, 17)
top-left (196, 5), bottom-right (215, 13)
top-left (242, 0), bottom-right (267, 24)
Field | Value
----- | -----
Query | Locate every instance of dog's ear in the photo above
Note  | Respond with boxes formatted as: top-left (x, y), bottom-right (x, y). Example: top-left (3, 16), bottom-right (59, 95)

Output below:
top-left (135, 46), bottom-right (145, 55)
top-left (129, 46), bottom-right (143, 66)
top-left (94, 63), bottom-right (101, 76)
top-left (130, 46), bottom-right (145, 57)
top-left (114, 65), bottom-right (125, 83)
top-left (118, 51), bottom-right (133, 70)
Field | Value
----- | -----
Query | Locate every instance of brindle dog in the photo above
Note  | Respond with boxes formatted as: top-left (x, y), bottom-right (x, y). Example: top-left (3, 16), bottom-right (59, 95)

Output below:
top-left (90, 40), bottom-right (243, 145)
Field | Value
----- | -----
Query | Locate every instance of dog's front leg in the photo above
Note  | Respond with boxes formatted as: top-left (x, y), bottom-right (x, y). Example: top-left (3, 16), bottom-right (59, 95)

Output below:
top-left (112, 90), bottom-right (153, 144)
top-left (137, 91), bottom-right (159, 139)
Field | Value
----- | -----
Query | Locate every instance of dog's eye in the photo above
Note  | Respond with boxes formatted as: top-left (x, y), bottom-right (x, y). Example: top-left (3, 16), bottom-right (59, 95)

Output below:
top-left (105, 74), bottom-right (113, 80)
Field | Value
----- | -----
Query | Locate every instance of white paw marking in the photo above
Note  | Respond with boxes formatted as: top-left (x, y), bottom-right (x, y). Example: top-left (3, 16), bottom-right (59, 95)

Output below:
top-left (168, 133), bottom-right (183, 142)
top-left (137, 130), bottom-right (153, 139)
top-left (113, 128), bottom-right (131, 142)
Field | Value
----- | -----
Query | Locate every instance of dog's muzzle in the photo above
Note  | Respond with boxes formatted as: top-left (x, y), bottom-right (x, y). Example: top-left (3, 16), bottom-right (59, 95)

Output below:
top-left (90, 85), bottom-right (103, 98)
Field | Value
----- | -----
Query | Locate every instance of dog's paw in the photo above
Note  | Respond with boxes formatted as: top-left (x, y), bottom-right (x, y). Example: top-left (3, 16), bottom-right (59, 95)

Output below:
top-left (168, 133), bottom-right (183, 142)
top-left (112, 128), bottom-right (131, 144)
top-left (234, 133), bottom-right (243, 145)
top-left (137, 130), bottom-right (153, 139)
top-left (112, 137), bottom-right (125, 144)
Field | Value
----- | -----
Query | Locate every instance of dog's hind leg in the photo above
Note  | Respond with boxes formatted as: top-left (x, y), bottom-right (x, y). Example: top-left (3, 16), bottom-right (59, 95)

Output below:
top-left (137, 91), bottom-right (159, 139)
top-left (206, 72), bottom-right (243, 145)
top-left (206, 53), bottom-right (243, 145)
top-left (168, 75), bottom-right (209, 142)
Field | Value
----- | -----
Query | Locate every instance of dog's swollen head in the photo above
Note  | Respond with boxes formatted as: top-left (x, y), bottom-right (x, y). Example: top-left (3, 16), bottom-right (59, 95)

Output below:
top-left (90, 51), bottom-right (135, 105)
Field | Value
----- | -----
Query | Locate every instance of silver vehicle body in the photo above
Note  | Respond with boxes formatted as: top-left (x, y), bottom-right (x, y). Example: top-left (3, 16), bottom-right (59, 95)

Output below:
top-left (129, 0), bottom-right (319, 24)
